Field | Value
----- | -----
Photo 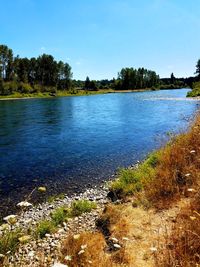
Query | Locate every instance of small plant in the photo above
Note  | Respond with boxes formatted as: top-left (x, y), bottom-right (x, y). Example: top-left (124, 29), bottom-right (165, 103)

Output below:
top-left (51, 206), bottom-right (69, 226)
top-left (0, 229), bottom-right (21, 254)
top-left (110, 151), bottom-right (159, 197)
top-left (35, 220), bottom-right (55, 238)
top-left (47, 193), bottom-right (65, 203)
top-left (70, 200), bottom-right (97, 217)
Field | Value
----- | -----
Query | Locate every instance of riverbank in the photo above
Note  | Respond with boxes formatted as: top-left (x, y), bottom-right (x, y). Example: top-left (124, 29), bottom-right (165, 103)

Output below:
top-left (0, 89), bottom-right (114, 100)
top-left (0, 113), bottom-right (200, 266)
top-left (0, 87), bottom-right (185, 101)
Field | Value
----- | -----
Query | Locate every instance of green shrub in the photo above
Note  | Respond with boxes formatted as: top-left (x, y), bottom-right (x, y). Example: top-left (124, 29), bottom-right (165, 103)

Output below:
top-left (0, 229), bottom-right (21, 254)
top-left (187, 82), bottom-right (200, 97)
top-left (36, 220), bottom-right (55, 238)
top-left (70, 200), bottom-right (97, 216)
top-left (18, 82), bottom-right (33, 93)
top-left (51, 206), bottom-right (69, 226)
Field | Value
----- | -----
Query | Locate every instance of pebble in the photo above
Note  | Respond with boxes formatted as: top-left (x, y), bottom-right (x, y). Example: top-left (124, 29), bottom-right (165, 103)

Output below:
top-left (1, 182), bottom-right (112, 266)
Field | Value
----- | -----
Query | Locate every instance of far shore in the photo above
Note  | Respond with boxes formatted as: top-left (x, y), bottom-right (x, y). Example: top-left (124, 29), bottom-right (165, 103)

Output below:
top-left (0, 87), bottom-right (186, 101)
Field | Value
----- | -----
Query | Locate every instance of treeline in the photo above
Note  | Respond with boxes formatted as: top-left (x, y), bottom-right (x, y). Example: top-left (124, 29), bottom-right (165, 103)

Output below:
top-left (115, 67), bottom-right (160, 90)
top-left (0, 43), bottom-right (193, 96)
top-left (0, 44), bottom-right (72, 95)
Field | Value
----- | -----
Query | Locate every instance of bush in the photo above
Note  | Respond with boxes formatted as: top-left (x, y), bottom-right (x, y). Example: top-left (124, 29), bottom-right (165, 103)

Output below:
top-left (1, 81), bottom-right (18, 95)
top-left (36, 220), bottom-right (55, 238)
top-left (18, 82), bottom-right (33, 93)
top-left (51, 206), bottom-right (69, 226)
top-left (70, 200), bottom-right (97, 217)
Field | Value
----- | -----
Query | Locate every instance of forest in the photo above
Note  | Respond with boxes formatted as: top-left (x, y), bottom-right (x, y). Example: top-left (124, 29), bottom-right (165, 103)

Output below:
top-left (0, 44), bottom-right (195, 96)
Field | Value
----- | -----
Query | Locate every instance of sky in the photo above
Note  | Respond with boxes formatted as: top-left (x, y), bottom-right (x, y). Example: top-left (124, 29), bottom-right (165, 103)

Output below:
top-left (0, 0), bottom-right (200, 80)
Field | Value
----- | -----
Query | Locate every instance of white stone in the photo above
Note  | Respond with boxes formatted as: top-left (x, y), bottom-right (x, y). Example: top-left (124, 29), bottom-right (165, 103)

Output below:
top-left (64, 255), bottom-right (72, 261)
top-left (187, 188), bottom-right (195, 192)
top-left (113, 244), bottom-right (121, 249)
top-left (81, 244), bottom-right (87, 250)
top-left (150, 247), bottom-right (157, 252)
top-left (78, 250), bottom-right (85, 255)
top-left (111, 237), bottom-right (119, 243)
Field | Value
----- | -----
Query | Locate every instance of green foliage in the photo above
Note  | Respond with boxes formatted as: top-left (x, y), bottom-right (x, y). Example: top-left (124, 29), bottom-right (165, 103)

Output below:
top-left (116, 67), bottom-right (160, 90)
top-left (51, 206), bottom-right (69, 226)
top-left (110, 151), bottom-right (160, 197)
top-left (70, 200), bottom-right (97, 216)
top-left (18, 82), bottom-right (33, 93)
top-left (0, 44), bottom-right (73, 96)
top-left (0, 229), bottom-right (21, 254)
top-left (36, 220), bottom-right (55, 238)
top-left (187, 82), bottom-right (200, 97)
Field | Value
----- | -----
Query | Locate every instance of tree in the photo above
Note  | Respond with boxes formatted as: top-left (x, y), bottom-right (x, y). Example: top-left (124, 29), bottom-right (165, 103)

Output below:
top-left (84, 76), bottom-right (90, 90)
top-left (0, 45), bottom-right (13, 80)
top-left (170, 73), bottom-right (175, 84)
top-left (195, 59), bottom-right (200, 79)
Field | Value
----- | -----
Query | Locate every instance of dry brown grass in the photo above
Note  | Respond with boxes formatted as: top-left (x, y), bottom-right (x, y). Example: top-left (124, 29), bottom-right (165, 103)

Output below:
top-left (145, 116), bottom-right (200, 209)
top-left (59, 115), bottom-right (200, 267)
top-left (60, 231), bottom-right (131, 267)
top-left (156, 190), bottom-right (200, 267)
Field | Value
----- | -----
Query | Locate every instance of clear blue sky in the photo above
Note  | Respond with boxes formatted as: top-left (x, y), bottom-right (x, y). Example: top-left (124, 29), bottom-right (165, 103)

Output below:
top-left (1, 0), bottom-right (200, 80)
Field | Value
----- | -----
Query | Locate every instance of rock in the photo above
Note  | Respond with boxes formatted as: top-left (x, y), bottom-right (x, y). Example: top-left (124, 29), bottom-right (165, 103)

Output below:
top-left (28, 251), bottom-right (35, 258)
top-left (78, 250), bottom-right (85, 255)
top-left (3, 215), bottom-right (18, 225)
top-left (81, 244), bottom-right (87, 250)
top-left (18, 235), bottom-right (31, 244)
top-left (111, 237), bottom-right (119, 243)
top-left (64, 255), bottom-right (72, 261)
top-left (113, 244), bottom-right (121, 249)
top-left (38, 187), bottom-right (47, 193)
top-left (150, 247), bottom-right (157, 252)
top-left (17, 201), bottom-right (32, 208)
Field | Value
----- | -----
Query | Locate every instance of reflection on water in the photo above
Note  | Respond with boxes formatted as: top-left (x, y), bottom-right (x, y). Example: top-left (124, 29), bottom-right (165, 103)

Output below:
top-left (0, 89), bottom-right (199, 216)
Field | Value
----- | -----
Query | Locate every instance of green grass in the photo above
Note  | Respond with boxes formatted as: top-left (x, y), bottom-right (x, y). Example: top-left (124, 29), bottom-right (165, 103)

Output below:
top-left (35, 200), bottom-right (97, 238)
top-left (51, 206), bottom-right (69, 226)
top-left (70, 200), bottom-right (97, 217)
top-left (35, 220), bottom-right (55, 238)
top-left (0, 229), bottom-right (21, 254)
top-left (110, 151), bottom-right (160, 197)
top-left (0, 89), bottom-right (115, 100)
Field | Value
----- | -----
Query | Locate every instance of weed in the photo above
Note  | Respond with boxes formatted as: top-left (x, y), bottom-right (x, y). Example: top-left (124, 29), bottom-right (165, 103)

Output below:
top-left (51, 206), bottom-right (69, 226)
top-left (0, 229), bottom-right (21, 254)
top-left (35, 220), bottom-right (55, 238)
top-left (70, 200), bottom-right (97, 217)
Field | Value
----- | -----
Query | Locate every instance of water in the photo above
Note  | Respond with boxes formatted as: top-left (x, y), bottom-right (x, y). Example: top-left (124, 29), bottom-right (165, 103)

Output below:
top-left (0, 89), bottom-right (199, 216)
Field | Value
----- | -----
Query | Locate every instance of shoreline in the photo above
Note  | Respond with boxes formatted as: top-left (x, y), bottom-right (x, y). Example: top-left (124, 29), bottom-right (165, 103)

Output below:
top-left (0, 87), bottom-right (187, 101)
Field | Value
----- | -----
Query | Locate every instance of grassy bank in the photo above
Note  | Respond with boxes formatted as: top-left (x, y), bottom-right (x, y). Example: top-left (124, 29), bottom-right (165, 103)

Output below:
top-left (0, 89), bottom-right (115, 100)
top-left (57, 114), bottom-right (200, 266)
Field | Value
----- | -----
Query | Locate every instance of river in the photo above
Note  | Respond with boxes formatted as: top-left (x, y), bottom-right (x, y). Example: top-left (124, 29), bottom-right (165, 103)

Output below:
top-left (0, 89), bottom-right (199, 217)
